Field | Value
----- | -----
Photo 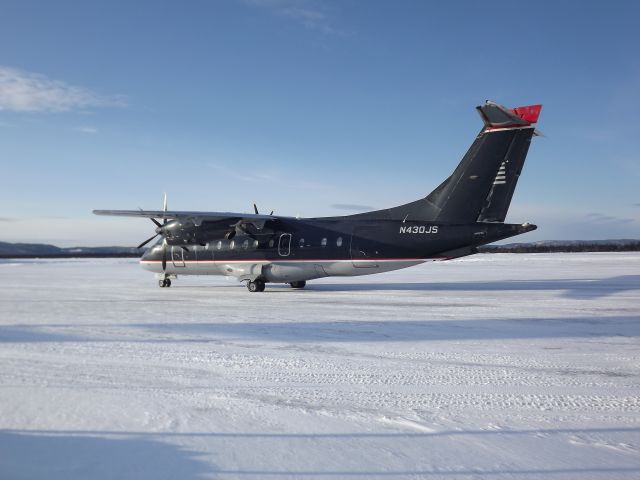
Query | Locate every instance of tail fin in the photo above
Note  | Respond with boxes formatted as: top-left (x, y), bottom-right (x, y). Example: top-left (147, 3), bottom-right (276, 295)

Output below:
top-left (423, 101), bottom-right (540, 223)
top-left (352, 101), bottom-right (541, 223)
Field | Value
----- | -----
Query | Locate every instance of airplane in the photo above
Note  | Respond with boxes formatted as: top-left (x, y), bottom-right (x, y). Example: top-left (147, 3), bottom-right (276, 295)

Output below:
top-left (94, 100), bottom-right (542, 292)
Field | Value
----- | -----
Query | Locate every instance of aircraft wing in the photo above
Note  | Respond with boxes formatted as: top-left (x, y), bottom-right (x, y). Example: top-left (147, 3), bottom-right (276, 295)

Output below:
top-left (92, 209), bottom-right (277, 222)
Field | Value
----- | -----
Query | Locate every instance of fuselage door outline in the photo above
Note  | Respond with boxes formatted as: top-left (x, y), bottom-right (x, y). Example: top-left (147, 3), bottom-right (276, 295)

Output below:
top-left (350, 226), bottom-right (380, 268)
top-left (278, 233), bottom-right (291, 257)
top-left (172, 246), bottom-right (186, 267)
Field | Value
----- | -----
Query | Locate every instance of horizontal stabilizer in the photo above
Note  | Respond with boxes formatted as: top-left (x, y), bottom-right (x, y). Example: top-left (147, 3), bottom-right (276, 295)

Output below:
top-left (477, 101), bottom-right (542, 130)
top-left (512, 104), bottom-right (542, 124)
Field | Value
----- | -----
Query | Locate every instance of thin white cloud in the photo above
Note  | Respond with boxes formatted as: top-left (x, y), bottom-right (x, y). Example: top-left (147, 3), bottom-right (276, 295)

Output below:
top-left (331, 203), bottom-right (375, 212)
top-left (505, 203), bottom-right (640, 240)
top-left (244, 0), bottom-right (343, 35)
top-left (585, 212), bottom-right (635, 225)
top-left (0, 66), bottom-right (126, 113)
top-left (208, 162), bottom-right (278, 183)
top-left (74, 126), bottom-right (99, 134)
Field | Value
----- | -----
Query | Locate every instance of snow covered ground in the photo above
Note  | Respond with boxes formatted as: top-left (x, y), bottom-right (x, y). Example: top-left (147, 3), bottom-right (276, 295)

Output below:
top-left (0, 253), bottom-right (639, 479)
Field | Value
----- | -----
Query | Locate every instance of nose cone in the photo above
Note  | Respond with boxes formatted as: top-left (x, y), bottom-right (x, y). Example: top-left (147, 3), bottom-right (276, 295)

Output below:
top-left (139, 246), bottom-right (162, 273)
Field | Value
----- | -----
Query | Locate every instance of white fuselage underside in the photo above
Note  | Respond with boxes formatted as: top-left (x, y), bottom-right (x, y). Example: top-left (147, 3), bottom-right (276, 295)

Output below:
top-left (140, 259), bottom-right (436, 283)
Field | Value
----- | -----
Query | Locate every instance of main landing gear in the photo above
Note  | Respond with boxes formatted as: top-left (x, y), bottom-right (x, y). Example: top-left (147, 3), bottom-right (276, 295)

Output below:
top-left (289, 281), bottom-right (306, 289)
top-left (247, 278), bottom-right (266, 292)
top-left (159, 278), bottom-right (172, 288)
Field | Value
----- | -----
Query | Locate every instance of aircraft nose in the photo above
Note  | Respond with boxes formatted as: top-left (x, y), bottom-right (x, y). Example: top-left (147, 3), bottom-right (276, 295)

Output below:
top-left (139, 249), bottom-right (160, 272)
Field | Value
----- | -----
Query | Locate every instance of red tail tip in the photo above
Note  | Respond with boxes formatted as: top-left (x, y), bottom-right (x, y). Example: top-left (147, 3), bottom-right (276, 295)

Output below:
top-left (511, 104), bottom-right (542, 124)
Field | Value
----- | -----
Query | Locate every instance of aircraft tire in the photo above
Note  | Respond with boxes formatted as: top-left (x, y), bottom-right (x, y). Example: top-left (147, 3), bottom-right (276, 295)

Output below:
top-left (290, 281), bottom-right (306, 289)
top-left (247, 279), bottom-right (265, 292)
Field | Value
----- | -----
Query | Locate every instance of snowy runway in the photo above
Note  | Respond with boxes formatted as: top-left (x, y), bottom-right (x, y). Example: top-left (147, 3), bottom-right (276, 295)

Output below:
top-left (1, 253), bottom-right (639, 479)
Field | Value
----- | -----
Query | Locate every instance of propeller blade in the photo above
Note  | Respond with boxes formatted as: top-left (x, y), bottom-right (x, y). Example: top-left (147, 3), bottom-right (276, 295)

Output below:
top-left (150, 218), bottom-right (162, 228)
top-left (180, 246), bottom-right (189, 252)
top-left (269, 210), bottom-right (274, 215)
top-left (162, 240), bottom-right (167, 271)
top-left (225, 229), bottom-right (236, 240)
top-left (162, 193), bottom-right (168, 225)
top-left (253, 203), bottom-right (259, 214)
top-left (137, 234), bottom-right (159, 249)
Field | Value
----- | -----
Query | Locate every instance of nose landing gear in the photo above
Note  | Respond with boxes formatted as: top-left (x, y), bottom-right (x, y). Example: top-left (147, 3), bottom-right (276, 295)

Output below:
top-left (246, 278), bottom-right (266, 292)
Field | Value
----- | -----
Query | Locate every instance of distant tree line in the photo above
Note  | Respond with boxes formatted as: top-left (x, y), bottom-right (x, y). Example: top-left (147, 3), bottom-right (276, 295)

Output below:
top-left (479, 241), bottom-right (640, 254)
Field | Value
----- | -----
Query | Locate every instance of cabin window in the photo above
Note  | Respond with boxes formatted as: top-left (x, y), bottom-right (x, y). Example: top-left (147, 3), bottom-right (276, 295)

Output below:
top-left (321, 237), bottom-right (327, 247)
top-left (269, 239), bottom-right (275, 248)
top-left (253, 240), bottom-right (259, 248)
top-left (230, 240), bottom-right (235, 250)
top-left (216, 241), bottom-right (222, 250)
top-left (299, 238), bottom-right (305, 248)
top-left (243, 239), bottom-right (249, 250)
top-left (336, 236), bottom-right (343, 247)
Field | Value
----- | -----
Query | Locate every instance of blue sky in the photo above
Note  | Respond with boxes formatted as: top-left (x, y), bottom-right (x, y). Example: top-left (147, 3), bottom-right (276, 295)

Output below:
top-left (1, 0), bottom-right (639, 246)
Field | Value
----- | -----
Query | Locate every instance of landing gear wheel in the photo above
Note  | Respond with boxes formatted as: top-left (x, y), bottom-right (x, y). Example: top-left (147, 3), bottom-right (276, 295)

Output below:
top-left (165, 279), bottom-right (171, 288)
top-left (159, 279), bottom-right (172, 288)
top-left (290, 281), bottom-right (306, 289)
top-left (247, 279), bottom-right (265, 292)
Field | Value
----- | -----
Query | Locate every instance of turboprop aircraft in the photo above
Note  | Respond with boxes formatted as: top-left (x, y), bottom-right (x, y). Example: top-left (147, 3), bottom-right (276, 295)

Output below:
top-left (94, 100), bottom-right (542, 292)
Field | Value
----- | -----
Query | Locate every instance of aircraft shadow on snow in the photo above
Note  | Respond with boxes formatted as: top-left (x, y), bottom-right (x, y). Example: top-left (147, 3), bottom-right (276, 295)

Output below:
top-left (1, 427), bottom-right (639, 478)
top-left (300, 274), bottom-right (640, 300)
top-left (158, 274), bottom-right (639, 300)
top-left (1, 275), bottom-right (638, 344)
top-left (0, 430), bottom-right (211, 480)
top-left (126, 315), bottom-right (640, 344)
top-left (2, 314), bottom-right (639, 345)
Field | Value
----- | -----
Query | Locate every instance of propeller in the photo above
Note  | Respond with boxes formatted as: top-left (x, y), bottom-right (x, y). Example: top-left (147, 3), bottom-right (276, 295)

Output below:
top-left (253, 202), bottom-right (274, 216)
top-left (161, 239), bottom-right (167, 271)
top-left (137, 193), bottom-right (170, 272)
top-left (224, 202), bottom-right (276, 240)
top-left (137, 234), bottom-right (159, 249)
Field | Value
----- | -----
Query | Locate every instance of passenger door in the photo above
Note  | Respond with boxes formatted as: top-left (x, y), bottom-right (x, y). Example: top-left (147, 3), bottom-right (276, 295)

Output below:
top-left (350, 226), bottom-right (380, 268)
top-left (171, 246), bottom-right (186, 267)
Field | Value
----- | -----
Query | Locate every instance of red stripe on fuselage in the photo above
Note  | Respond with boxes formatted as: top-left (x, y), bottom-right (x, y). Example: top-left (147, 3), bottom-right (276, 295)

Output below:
top-left (139, 257), bottom-right (449, 263)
